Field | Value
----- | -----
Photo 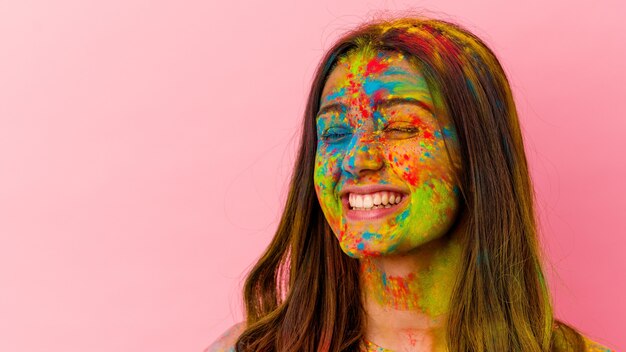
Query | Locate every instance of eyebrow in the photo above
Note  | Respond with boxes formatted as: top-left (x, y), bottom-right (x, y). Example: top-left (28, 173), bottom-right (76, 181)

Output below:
top-left (316, 97), bottom-right (433, 119)
top-left (316, 102), bottom-right (347, 119)
top-left (374, 97), bottom-right (434, 114)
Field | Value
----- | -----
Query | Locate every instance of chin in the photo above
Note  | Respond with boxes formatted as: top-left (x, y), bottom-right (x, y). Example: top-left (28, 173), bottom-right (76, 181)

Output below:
top-left (339, 240), bottom-right (401, 258)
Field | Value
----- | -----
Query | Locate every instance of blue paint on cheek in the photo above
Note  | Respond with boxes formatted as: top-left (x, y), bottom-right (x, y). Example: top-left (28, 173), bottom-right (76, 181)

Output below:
top-left (395, 209), bottom-right (410, 222)
top-left (424, 152), bottom-right (432, 158)
top-left (434, 130), bottom-right (442, 138)
top-left (357, 243), bottom-right (365, 250)
top-left (381, 272), bottom-right (387, 286)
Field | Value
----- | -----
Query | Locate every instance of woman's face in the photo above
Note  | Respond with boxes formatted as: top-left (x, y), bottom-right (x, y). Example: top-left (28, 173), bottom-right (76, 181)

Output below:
top-left (313, 49), bottom-right (463, 258)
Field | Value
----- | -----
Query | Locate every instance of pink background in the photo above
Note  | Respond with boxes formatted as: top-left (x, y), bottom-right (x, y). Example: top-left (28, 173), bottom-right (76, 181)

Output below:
top-left (0, 0), bottom-right (624, 351)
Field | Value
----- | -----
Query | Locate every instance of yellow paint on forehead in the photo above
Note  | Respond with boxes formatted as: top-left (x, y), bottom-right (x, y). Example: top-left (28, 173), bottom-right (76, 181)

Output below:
top-left (323, 48), bottom-right (434, 111)
top-left (337, 46), bottom-right (406, 75)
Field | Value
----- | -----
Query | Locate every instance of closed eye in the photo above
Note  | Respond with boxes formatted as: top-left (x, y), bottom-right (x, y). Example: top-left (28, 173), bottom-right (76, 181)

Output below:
top-left (385, 127), bottom-right (418, 133)
top-left (321, 128), bottom-right (351, 143)
top-left (383, 125), bottom-right (419, 139)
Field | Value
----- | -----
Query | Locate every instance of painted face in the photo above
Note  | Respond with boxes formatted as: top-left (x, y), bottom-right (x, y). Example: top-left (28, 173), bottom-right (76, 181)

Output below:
top-left (313, 49), bottom-right (463, 258)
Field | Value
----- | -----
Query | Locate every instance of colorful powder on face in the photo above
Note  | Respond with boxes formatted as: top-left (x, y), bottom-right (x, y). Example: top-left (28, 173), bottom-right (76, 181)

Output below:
top-left (313, 47), bottom-right (462, 258)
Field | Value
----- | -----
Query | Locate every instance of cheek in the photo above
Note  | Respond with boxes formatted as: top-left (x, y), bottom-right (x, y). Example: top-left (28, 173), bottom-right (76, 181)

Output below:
top-left (384, 135), bottom-right (454, 187)
top-left (383, 142), bottom-right (426, 187)
top-left (314, 146), bottom-right (344, 198)
top-left (392, 138), bottom-right (460, 230)
top-left (314, 146), bottom-right (346, 230)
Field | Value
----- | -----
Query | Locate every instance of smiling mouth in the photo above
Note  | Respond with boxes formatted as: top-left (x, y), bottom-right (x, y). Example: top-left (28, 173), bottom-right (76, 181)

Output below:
top-left (341, 191), bottom-right (409, 221)
top-left (348, 191), bottom-right (405, 210)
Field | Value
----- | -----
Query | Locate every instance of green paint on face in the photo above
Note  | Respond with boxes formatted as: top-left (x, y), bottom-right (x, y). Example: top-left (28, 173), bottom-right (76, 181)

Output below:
top-left (314, 47), bottom-right (463, 258)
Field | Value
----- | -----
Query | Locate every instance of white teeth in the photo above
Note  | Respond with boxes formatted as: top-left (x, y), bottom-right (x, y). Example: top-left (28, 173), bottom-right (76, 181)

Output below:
top-left (363, 195), bottom-right (373, 208)
top-left (373, 193), bottom-right (381, 205)
top-left (355, 195), bottom-right (363, 208)
top-left (348, 191), bottom-right (405, 210)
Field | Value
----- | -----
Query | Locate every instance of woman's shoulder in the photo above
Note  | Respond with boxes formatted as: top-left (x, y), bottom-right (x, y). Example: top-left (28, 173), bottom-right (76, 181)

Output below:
top-left (204, 321), bottom-right (246, 352)
top-left (201, 322), bottom-right (614, 352)
top-left (582, 334), bottom-right (614, 352)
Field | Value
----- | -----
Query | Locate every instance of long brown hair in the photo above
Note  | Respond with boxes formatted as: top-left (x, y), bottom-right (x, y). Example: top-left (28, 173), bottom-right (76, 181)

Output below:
top-left (235, 16), bottom-right (586, 352)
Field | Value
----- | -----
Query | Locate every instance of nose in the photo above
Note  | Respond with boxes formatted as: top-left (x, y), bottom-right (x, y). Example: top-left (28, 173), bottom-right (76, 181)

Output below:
top-left (341, 132), bottom-right (384, 177)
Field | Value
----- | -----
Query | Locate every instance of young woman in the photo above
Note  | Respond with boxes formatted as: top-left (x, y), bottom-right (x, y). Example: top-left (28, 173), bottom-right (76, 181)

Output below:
top-left (206, 16), bottom-right (613, 352)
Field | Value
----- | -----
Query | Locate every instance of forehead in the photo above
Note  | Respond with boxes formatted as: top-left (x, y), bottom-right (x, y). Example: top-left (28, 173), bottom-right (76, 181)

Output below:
top-left (320, 49), bottom-right (428, 102)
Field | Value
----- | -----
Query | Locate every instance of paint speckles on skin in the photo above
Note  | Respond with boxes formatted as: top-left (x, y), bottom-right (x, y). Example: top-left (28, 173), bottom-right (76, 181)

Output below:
top-left (365, 55), bottom-right (389, 76)
top-left (362, 231), bottom-right (382, 240)
top-left (325, 87), bottom-right (347, 102)
top-left (313, 47), bottom-right (462, 258)
top-left (363, 80), bottom-right (402, 96)
top-left (361, 260), bottom-right (424, 311)
top-left (360, 239), bottom-right (463, 316)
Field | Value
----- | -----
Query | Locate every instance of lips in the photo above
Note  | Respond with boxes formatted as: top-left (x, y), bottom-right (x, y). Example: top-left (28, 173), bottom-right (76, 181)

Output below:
top-left (339, 184), bottom-right (410, 221)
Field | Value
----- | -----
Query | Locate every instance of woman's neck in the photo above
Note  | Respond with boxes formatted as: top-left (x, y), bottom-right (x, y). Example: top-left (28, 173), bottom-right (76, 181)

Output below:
top-left (359, 227), bottom-right (464, 352)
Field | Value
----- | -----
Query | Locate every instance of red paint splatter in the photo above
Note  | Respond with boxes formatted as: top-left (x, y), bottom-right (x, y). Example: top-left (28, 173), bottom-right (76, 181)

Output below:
top-left (365, 58), bottom-right (389, 77)
top-left (404, 171), bottom-right (419, 186)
